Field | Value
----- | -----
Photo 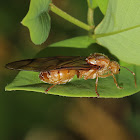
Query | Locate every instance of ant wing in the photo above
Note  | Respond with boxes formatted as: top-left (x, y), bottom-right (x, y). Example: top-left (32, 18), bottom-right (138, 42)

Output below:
top-left (5, 56), bottom-right (99, 72)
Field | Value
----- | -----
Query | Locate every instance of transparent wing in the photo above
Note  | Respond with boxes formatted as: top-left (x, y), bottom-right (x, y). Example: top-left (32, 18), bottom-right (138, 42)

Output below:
top-left (5, 56), bottom-right (99, 72)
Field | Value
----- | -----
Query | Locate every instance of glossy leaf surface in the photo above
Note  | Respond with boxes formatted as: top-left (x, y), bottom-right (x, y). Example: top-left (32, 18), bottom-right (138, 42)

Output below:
top-left (95, 0), bottom-right (140, 65)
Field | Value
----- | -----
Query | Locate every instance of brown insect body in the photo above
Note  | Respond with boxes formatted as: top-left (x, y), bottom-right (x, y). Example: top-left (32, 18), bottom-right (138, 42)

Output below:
top-left (78, 53), bottom-right (112, 79)
top-left (5, 53), bottom-right (136, 97)
top-left (38, 53), bottom-right (121, 96)
top-left (39, 70), bottom-right (77, 84)
top-left (77, 53), bottom-right (122, 96)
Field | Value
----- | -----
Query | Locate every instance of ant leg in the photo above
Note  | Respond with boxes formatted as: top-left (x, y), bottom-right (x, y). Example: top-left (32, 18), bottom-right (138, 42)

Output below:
top-left (98, 73), bottom-right (123, 89)
top-left (120, 66), bottom-right (137, 88)
top-left (45, 84), bottom-right (56, 93)
top-left (84, 71), bottom-right (96, 80)
top-left (95, 75), bottom-right (100, 97)
top-left (76, 71), bottom-right (80, 78)
top-left (111, 73), bottom-right (123, 89)
top-left (98, 73), bottom-right (112, 78)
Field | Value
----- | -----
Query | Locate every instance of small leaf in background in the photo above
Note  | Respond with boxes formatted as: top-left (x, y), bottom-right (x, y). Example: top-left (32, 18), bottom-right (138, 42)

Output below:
top-left (95, 0), bottom-right (140, 65)
top-left (87, 0), bottom-right (98, 9)
top-left (96, 0), bottom-right (109, 14)
top-left (5, 36), bottom-right (140, 98)
top-left (22, 0), bottom-right (51, 45)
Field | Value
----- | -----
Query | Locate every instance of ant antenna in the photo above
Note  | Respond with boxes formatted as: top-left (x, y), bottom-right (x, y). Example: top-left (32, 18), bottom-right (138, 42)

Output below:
top-left (120, 66), bottom-right (137, 88)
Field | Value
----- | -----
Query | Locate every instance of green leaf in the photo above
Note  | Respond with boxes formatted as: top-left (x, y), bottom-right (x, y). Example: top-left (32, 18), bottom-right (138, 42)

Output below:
top-left (5, 62), bottom-right (140, 98)
top-left (22, 0), bottom-right (51, 45)
top-left (5, 36), bottom-right (140, 98)
top-left (96, 0), bottom-right (109, 14)
top-left (50, 36), bottom-right (95, 48)
top-left (94, 0), bottom-right (140, 65)
top-left (87, 0), bottom-right (98, 9)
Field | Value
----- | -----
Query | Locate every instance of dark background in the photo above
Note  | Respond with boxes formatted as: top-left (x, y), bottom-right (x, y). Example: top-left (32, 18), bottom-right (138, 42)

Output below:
top-left (1, 0), bottom-right (140, 140)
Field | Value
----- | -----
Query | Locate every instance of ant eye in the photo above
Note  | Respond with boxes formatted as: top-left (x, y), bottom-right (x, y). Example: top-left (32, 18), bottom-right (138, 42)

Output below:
top-left (119, 69), bottom-right (120, 71)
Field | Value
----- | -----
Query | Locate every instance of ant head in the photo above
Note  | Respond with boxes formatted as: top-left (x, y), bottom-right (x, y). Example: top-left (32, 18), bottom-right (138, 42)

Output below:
top-left (109, 61), bottom-right (120, 74)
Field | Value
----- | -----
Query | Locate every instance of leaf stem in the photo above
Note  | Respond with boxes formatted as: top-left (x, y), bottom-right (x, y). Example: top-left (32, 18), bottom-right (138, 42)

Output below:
top-left (50, 3), bottom-right (92, 31)
top-left (87, 7), bottom-right (94, 26)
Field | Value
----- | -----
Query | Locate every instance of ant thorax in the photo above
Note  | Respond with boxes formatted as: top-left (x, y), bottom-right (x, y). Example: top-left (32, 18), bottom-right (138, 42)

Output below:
top-left (86, 53), bottom-right (110, 66)
top-left (83, 53), bottom-right (110, 78)
top-left (77, 54), bottom-right (110, 80)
